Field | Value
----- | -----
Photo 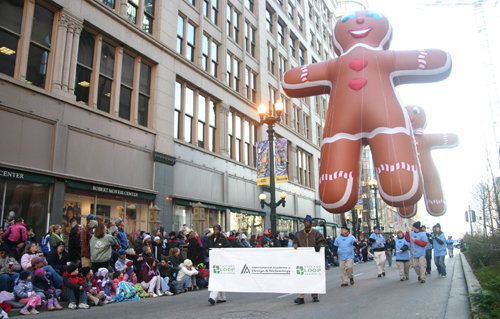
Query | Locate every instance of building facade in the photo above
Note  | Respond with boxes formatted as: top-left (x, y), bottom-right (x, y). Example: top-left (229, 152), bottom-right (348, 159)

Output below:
top-left (0, 0), bottom-right (379, 242)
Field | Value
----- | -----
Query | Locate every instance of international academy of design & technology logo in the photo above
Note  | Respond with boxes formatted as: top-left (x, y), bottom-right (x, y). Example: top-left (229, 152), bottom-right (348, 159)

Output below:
top-left (296, 265), bottom-right (322, 275)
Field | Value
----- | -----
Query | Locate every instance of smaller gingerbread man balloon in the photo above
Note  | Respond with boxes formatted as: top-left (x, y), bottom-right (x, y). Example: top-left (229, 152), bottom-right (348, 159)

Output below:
top-left (398, 106), bottom-right (459, 217)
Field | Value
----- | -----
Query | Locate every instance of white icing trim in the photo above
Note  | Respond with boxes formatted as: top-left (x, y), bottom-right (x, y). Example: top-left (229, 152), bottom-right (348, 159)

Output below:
top-left (282, 79), bottom-right (333, 92)
top-left (333, 19), bottom-right (393, 56)
top-left (321, 126), bottom-right (411, 146)
top-left (320, 176), bottom-right (354, 209)
top-left (377, 169), bottom-right (419, 202)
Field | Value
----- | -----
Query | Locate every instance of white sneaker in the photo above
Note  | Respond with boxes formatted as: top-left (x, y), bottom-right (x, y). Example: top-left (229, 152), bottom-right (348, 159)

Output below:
top-left (78, 303), bottom-right (90, 309)
top-left (68, 302), bottom-right (77, 310)
top-left (163, 291), bottom-right (174, 296)
top-left (151, 293), bottom-right (158, 298)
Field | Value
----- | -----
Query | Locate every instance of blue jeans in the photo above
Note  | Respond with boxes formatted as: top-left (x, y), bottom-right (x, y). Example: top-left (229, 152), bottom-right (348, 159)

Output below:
top-left (434, 256), bottom-right (446, 276)
top-left (160, 276), bottom-right (170, 292)
top-left (43, 265), bottom-right (63, 289)
top-left (172, 275), bottom-right (191, 291)
top-left (62, 287), bottom-right (87, 304)
top-left (0, 273), bottom-right (20, 292)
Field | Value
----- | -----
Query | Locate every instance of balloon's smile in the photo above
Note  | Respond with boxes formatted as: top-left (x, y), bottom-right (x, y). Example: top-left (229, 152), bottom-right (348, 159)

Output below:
top-left (349, 27), bottom-right (373, 39)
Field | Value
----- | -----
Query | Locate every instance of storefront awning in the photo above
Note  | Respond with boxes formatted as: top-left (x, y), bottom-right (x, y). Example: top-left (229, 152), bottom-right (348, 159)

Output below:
top-left (326, 223), bottom-right (340, 227)
top-left (231, 208), bottom-right (266, 217)
top-left (0, 167), bottom-right (55, 184)
top-left (66, 180), bottom-right (156, 200)
top-left (175, 199), bottom-right (229, 211)
top-left (277, 215), bottom-right (297, 220)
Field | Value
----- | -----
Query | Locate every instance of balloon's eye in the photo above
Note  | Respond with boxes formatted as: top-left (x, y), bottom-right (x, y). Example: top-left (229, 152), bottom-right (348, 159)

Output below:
top-left (365, 11), bottom-right (383, 20)
top-left (413, 107), bottom-right (420, 114)
top-left (341, 13), bottom-right (356, 23)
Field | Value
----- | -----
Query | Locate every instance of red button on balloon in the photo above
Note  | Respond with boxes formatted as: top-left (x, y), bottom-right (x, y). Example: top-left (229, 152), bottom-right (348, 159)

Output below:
top-left (348, 78), bottom-right (367, 91)
top-left (349, 59), bottom-right (368, 72)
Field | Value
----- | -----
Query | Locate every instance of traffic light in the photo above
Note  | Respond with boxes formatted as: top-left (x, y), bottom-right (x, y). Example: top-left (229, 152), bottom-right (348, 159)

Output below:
top-left (465, 211), bottom-right (469, 222)
top-left (471, 210), bottom-right (476, 222)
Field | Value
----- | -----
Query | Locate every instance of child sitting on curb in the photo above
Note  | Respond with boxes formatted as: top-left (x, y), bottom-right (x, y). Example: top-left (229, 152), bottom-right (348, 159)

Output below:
top-left (14, 270), bottom-right (42, 315)
top-left (33, 268), bottom-right (62, 310)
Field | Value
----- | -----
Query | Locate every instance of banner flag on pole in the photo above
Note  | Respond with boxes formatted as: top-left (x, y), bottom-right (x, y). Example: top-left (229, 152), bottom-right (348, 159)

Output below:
top-left (208, 248), bottom-right (326, 294)
top-left (274, 138), bottom-right (288, 184)
top-left (256, 140), bottom-right (270, 185)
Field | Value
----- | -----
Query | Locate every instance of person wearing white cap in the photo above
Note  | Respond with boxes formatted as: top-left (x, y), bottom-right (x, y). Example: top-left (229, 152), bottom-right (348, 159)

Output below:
top-left (240, 234), bottom-right (251, 247)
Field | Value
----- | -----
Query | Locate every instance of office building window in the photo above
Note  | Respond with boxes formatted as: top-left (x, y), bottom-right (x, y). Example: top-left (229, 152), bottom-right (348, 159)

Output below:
top-left (177, 14), bottom-right (196, 62)
top-left (290, 33), bottom-right (297, 58)
top-left (226, 53), bottom-right (240, 93)
top-left (299, 45), bottom-right (306, 65)
top-left (266, 7), bottom-right (273, 33)
top-left (267, 43), bottom-right (275, 76)
top-left (288, 2), bottom-right (294, 20)
top-left (229, 110), bottom-right (257, 165)
top-left (75, 29), bottom-right (152, 126)
top-left (245, 67), bottom-right (257, 102)
top-left (303, 113), bottom-right (310, 139)
top-left (228, 111), bottom-right (233, 158)
top-left (297, 148), bottom-right (312, 188)
top-left (0, 1), bottom-right (55, 90)
top-left (126, 0), bottom-right (155, 34)
top-left (226, 53), bottom-right (232, 87)
top-left (268, 86), bottom-right (277, 111)
top-left (245, 0), bottom-right (254, 12)
top-left (245, 21), bottom-right (256, 58)
top-left (233, 58), bottom-right (240, 91)
top-left (293, 104), bottom-right (300, 132)
top-left (103, 0), bottom-right (115, 9)
top-left (175, 80), bottom-right (218, 149)
top-left (279, 54), bottom-right (287, 79)
top-left (204, 0), bottom-right (218, 25)
top-left (202, 34), bottom-right (209, 71)
top-left (298, 14), bottom-right (303, 31)
top-left (227, 4), bottom-right (240, 43)
top-left (277, 21), bottom-right (285, 45)
top-left (317, 124), bottom-right (322, 146)
top-left (282, 95), bottom-right (290, 126)
top-left (211, 41), bottom-right (219, 78)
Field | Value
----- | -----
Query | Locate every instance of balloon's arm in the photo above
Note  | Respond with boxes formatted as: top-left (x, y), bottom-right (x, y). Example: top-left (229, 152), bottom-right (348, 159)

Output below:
top-left (282, 60), bottom-right (332, 98)
top-left (391, 49), bottom-right (452, 85)
top-left (426, 133), bottom-right (460, 149)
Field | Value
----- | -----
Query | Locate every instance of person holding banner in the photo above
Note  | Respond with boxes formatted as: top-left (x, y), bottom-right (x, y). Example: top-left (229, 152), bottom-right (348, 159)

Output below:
top-left (292, 215), bottom-right (326, 304)
top-left (333, 223), bottom-right (358, 287)
top-left (206, 224), bottom-right (231, 305)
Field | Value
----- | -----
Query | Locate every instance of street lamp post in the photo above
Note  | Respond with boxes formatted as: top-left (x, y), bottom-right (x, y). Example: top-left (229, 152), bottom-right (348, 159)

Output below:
top-left (368, 179), bottom-right (380, 228)
top-left (258, 101), bottom-right (287, 236)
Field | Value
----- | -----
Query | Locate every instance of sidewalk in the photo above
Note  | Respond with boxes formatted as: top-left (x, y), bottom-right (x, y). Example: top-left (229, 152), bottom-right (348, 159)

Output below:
top-left (444, 252), bottom-right (471, 319)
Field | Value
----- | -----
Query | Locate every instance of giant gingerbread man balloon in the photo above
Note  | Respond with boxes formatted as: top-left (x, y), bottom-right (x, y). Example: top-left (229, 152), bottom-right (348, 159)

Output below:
top-left (282, 10), bottom-right (452, 214)
top-left (398, 106), bottom-right (459, 218)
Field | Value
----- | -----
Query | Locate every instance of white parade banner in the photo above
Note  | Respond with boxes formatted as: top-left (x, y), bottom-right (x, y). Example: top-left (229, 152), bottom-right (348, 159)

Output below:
top-left (208, 247), bottom-right (326, 294)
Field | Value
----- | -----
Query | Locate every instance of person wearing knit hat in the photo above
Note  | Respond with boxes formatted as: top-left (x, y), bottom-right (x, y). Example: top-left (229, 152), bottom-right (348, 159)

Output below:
top-left (152, 236), bottom-right (164, 260)
top-left (14, 270), bottom-right (42, 315)
top-left (334, 222), bottom-right (359, 287)
top-left (206, 224), bottom-right (231, 305)
top-left (33, 268), bottom-right (63, 310)
top-left (172, 258), bottom-right (198, 293)
top-left (291, 214), bottom-right (327, 304)
top-left (406, 221), bottom-right (429, 283)
top-left (432, 224), bottom-right (448, 277)
top-left (369, 225), bottom-right (386, 278)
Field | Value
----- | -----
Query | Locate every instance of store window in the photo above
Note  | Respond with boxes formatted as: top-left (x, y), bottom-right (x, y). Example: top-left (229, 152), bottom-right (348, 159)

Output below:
top-left (174, 205), bottom-right (192, 232)
top-left (2, 179), bottom-right (49, 242)
top-left (277, 217), bottom-right (297, 235)
top-left (64, 187), bottom-right (150, 244)
top-left (230, 211), bottom-right (263, 237)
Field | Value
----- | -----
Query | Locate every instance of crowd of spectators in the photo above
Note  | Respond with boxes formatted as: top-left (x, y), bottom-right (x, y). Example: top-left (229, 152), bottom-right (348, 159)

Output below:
top-left (0, 216), bottom-right (379, 317)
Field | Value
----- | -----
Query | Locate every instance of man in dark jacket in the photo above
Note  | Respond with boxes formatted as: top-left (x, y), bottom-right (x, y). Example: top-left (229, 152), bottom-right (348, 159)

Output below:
top-left (166, 232), bottom-right (180, 254)
top-left (206, 224), bottom-right (231, 305)
top-left (46, 241), bottom-right (70, 275)
top-left (292, 214), bottom-right (326, 304)
top-left (227, 231), bottom-right (244, 248)
top-left (134, 231), bottom-right (145, 255)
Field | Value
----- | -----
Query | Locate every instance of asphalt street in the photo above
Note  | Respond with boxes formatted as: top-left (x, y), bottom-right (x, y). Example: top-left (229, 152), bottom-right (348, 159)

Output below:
top-left (10, 251), bottom-right (470, 319)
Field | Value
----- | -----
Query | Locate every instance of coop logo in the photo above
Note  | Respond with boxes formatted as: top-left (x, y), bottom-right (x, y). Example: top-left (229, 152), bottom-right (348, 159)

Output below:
top-left (241, 264), bottom-right (251, 274)
top-left (212, 264), bottom-right (236, 275)
top-left (296, 265), bottom-right (322, 276)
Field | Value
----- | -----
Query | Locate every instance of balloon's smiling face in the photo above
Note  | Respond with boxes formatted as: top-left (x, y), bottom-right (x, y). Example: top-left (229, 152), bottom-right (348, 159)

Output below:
top-left (333, 10), bottom-right (392, 55)
top-left (405, 106), bottom-right (427, 130)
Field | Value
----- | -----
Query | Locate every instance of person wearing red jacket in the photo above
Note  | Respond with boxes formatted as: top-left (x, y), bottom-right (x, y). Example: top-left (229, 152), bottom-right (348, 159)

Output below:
top-left (405, 221), bottom-right (429, 283)
top-left (61, 263), bottom-right (90, 309)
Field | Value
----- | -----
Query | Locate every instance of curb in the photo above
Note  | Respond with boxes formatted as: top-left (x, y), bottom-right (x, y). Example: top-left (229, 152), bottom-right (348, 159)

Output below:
top-left (460, 253), bottom-right (481, 319)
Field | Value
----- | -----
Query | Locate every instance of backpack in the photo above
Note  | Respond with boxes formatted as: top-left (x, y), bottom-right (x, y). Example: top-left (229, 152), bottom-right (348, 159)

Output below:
top-left (41, 233), bottom-right (51, 254)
